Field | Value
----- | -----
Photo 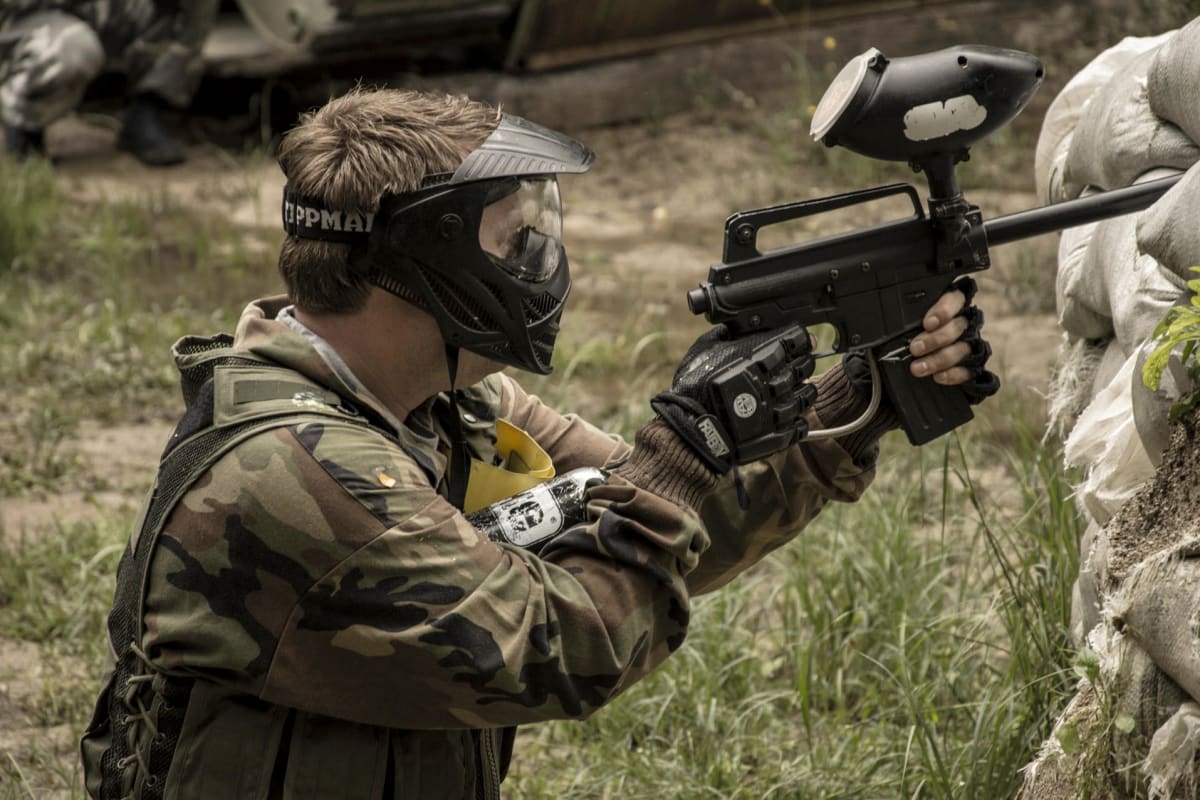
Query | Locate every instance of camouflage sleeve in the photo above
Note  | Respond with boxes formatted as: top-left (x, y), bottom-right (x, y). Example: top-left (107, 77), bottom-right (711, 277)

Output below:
top-left (496, 369), bottom-right (881, 596)
top-left (144, 418), bottom-right (708, 729)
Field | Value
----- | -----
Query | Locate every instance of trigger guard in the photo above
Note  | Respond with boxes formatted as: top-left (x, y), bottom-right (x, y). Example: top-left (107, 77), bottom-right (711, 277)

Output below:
top-left (805, 352), bottom-right (882, 441)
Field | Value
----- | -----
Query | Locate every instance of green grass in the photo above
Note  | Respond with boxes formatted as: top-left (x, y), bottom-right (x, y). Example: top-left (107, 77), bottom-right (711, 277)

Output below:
top-left (0, 157), bottom-right (279, 496)
top-left (0, 156), bottom-right (282, 794)
top-left (0, 515), bottom-right (128, 799)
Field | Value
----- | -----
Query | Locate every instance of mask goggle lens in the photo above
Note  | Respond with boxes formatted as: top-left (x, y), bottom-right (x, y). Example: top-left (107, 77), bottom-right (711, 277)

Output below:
top-left (478, 177), bottom-right (563, 281)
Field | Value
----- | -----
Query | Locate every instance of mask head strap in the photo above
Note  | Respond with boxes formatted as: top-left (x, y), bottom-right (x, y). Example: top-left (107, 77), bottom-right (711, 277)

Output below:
top-left (282, 186), bottom-right (377, 244)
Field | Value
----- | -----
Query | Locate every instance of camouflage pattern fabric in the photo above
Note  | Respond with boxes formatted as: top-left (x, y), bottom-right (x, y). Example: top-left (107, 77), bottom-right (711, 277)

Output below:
top-left (0, 11), bottom-right (104, 130)
top-left (0, 0), bottom-right (216, 129)
top-left (81, 296), bottom-right (880, 799)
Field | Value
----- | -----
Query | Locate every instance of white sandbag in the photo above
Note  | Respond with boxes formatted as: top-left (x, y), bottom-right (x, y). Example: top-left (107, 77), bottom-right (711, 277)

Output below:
top-left (1110, 538), bottom-right (1200, 705)
top-left (1036, 32), bottom-right (1175, 204)
top-left (1046, 336), bottom-right (1107, 438)
top-left (1149, 17), bottom-right (1200, 146)
top-left (1063, 47), bottom-right (1200, 197)
top-left (1106, 632), bottom-right (1195, 785)
top-left (1110, 249), bottom-right (1187, 355)
top-left (1057, 168), bottom-right (1185, 352)
top-left (1064, 351), bottom-right (1157, 525)
top-left (1070, 520), bottom-right (1105, 644)
top-left (1132, 341), bottom-right (1193, 467)
top-left (1093, 338), bottom-right (1129, 408)
top-left (1055, 218), bottom-right (1109, 339)
top-left (1146, 702), bottom-right (1200, 800)
top-left (1137, 161), bottom-right (1200, 284)
top-left (1069, 214), bottom-right (1137, 349)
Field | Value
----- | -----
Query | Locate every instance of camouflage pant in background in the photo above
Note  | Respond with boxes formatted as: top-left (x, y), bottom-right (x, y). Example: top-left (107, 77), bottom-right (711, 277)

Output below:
top-left (0, 11), bottom-right (103, 129)
top-left (0, 1), bottom-right (216, 131)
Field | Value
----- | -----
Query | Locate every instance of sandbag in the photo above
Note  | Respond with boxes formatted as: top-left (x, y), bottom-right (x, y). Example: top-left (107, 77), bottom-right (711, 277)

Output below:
top-left (1110, 538), bottom-right (1200, 705)
top-left (1146, 702), bottom-right (1200, 800)
top-left (1061, 202), bottom-right (1182, 355)
top-left (1055, 219), bottom-right (1110, 340)
top-left (1093, 339), bottom-right (1131, 410)
top-left (1019, 619), bottom-right (1199, 799)
top-left (1036, 32), bottom-right (1174, 204)
top-left (1113, 250), bottom-right (1186, 355)
top-left (1132, 341), bottom-right (1193, 467)
top-left (1062, 47), bottom-right (1200, 197)
top-left (1149, 17), bottom-right (1200, 147)
top-left (1064, 351), bottom-right (1157, 525)
top-left (1137, 161), bottom-right (1200, 284)
top-left (1031, 23), bottom-right (1200, 799)
top-left (1107, 633), bottom-right (1196, 793)
top-left (1070, 520), bottom-right (1105, 644)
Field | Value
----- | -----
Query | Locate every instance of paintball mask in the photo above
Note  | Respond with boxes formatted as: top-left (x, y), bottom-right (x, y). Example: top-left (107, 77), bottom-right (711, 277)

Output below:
top-left (281, 113), bottom-right (595, 375)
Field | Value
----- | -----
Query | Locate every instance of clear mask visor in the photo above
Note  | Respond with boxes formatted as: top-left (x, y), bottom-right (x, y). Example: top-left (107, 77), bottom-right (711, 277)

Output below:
top-left (479, 177), bottom-right (564, 281)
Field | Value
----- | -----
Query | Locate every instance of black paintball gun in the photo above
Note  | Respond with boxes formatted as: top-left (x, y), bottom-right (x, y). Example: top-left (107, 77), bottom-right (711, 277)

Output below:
top-left (687, 45), bottom-right (1183, 445)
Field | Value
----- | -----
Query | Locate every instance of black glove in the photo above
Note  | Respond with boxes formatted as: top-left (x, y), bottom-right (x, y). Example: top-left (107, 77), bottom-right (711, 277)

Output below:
top-left (651, 324), bottom-right (817, 474)
top-left (950, 278), bottom-right (1000, 405)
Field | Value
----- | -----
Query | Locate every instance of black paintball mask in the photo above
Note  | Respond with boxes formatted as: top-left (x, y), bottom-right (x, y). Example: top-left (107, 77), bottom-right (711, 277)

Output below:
top-left (281, 113), bottom-right (595, 375)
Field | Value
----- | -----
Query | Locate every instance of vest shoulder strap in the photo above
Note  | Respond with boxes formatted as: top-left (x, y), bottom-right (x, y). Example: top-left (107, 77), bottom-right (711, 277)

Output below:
top-left (98, 356), bottom-right (389, 799)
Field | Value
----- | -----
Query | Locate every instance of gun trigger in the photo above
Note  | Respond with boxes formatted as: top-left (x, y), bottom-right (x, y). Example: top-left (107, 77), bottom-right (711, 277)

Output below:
top-left (879, 344), bottom-right (912, 363)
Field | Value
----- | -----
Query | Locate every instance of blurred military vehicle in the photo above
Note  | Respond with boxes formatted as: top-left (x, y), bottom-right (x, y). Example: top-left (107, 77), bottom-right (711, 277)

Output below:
top-left (203, 0), bottom-right (958, 76)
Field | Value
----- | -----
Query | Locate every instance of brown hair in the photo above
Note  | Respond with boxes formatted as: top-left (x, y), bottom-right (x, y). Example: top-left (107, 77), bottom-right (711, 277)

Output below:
top-left (276, 88), bottom-right (499, 313)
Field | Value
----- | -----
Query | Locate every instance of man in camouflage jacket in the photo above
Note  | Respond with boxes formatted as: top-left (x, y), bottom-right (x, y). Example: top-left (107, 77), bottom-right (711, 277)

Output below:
top-left (80, 88), bottom-right (996, 799)
top-left (1, 0), bottom-right (217, 164)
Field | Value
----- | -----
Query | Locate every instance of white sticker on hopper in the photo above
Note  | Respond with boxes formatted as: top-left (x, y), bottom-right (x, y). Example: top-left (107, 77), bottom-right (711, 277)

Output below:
top-left (902, 95), bottom-right (987, 142)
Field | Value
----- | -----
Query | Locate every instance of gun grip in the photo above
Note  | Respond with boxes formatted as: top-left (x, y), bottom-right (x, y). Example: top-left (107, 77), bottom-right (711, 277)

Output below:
top-left (875, 335), bottom-right (974, 446)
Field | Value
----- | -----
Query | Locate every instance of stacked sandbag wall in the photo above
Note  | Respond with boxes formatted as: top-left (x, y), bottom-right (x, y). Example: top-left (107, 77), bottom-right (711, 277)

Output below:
top-left (1021, 17), bottom-right (1200, 800)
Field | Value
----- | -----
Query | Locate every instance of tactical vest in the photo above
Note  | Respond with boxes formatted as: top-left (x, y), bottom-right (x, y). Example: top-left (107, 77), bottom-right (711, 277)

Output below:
top-left (80, 334), bottom-right (524, 800)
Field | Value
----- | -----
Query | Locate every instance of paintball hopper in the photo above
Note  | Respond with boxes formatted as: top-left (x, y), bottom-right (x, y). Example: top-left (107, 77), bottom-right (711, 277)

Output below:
top-left (811, 45), bottom-right (1044, 192)
top-left (687, 41), bottom-right (1182, 446)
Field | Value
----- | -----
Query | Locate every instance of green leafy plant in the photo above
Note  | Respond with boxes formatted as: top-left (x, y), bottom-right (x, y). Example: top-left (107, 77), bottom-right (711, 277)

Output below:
top-left (1142, 267), bottom-right (1200, 421)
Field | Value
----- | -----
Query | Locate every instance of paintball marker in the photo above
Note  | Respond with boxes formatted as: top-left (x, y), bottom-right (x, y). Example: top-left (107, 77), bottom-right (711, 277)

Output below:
top-left (687, 45), bottom-right (1183, 445)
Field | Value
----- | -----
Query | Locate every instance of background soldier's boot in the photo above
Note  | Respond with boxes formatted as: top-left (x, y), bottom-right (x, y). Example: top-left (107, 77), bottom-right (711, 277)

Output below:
top-left (117, 94), bottom-right (186, 166)
top-left (4, 126), bottom-right (46, 160)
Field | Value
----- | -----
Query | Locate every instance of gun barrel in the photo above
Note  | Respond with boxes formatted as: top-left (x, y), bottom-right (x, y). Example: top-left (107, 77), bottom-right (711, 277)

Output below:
top-left (984, 174), bottom-right (1182, 246)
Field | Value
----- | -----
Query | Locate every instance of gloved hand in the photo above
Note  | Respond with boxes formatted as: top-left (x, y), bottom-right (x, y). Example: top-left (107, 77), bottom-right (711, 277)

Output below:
top-left (814, 278), bottom-right (997, 456)
top-left (904, 277), bottom-right (1000, 404)
top-left (953, 282), bottom-right (1001, 404)
top-left (651, 323), bottom-right (817, 474)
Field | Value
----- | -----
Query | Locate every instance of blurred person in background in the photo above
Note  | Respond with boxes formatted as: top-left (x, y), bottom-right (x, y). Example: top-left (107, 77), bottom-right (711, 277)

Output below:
top-left (0, 0), bottom-right (217, 165)
top-left (80, 88), bottom-right (999, 799)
